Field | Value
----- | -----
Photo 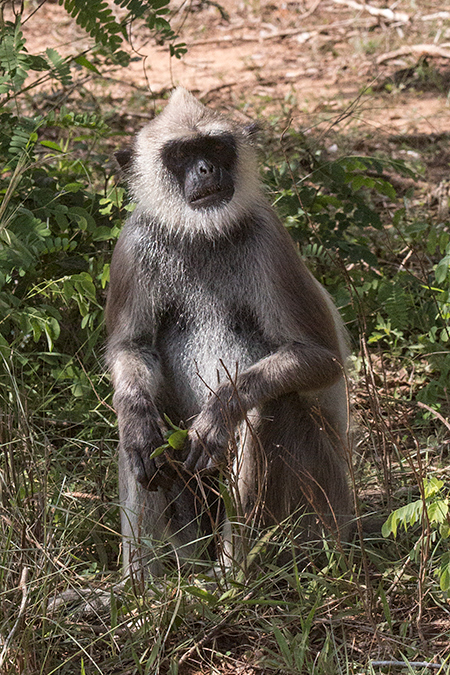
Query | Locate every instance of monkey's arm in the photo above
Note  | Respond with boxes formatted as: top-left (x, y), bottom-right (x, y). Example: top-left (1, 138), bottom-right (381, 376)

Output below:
top-left (107, 337), bottom-right (169, 489)
top-left (106, 235), bottom-right (167, 490)
top-left (185, 340), bottom-right (343, 473)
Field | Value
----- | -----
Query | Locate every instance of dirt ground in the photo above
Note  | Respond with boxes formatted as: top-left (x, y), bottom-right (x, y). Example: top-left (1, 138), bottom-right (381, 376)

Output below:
top-left (20, 0), bottom-right (450, 142)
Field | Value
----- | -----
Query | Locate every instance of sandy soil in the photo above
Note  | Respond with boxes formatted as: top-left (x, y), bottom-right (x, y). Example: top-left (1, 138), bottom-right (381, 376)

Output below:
top-left (18, 0), bottom-right (450, 143)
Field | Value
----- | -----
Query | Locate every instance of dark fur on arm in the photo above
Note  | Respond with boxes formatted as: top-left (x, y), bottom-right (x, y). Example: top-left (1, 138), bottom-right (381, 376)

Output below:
top-left (106, 234), bottom-right (171, 490)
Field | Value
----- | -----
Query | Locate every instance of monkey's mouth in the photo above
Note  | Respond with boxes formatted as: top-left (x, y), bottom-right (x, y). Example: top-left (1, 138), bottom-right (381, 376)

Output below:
top-left (189, 184), bottom-right (235, 209)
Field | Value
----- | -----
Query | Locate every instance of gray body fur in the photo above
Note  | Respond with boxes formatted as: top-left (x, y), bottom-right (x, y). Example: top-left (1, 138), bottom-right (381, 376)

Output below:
top-left (106, 89), bottom-right (352, 576)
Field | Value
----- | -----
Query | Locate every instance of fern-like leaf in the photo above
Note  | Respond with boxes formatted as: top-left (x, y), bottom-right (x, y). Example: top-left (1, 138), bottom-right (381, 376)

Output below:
top-left (59, 0), bottom-right (125, 51)
top-left (45, 48), bottom-right (73, 86)
top-left (0, 21), bottom-right (29, 96)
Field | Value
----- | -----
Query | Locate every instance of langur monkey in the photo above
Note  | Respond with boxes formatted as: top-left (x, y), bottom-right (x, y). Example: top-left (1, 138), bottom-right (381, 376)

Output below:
top-left (106, 88), bottom-right (352, 576)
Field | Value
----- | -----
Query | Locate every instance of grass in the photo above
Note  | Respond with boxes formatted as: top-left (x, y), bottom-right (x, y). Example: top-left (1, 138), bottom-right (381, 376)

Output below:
top-left (2, 345), bottom-right (450, 674)
top-left (2, 129), bottom-right (450, 674)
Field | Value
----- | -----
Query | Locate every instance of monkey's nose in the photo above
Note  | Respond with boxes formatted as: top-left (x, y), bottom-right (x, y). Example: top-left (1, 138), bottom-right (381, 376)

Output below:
top-left (197, 159), bottom-right (215, 175)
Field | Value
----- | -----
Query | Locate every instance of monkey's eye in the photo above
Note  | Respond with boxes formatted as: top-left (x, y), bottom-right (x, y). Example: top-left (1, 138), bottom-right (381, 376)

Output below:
top-left (205, 138), bottom-right (237, 171)
top-left (209, 140), bottom-right (226, 152)
top-left (161, 134), bottom-right (237, 177)
top-left (173, 146), bottom-right (188, 162)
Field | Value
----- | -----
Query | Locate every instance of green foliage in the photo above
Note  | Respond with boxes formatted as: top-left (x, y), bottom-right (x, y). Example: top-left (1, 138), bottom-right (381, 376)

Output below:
top-left (382, 477), bottom-right (450, 591)
top-left (0, 20), bottom-right (30, 96)
top-left (270, 150), bottom-right (413, 260)
top-left (267, 132), bottom-right (450, 411)
top-left (0, 108), bottom-right (122, 401)
top-left (59, 0), bottom-right (186, 62)
top-left (61, 0), bottom-right (127, 52)
top-left (0, 1), bottom-right (180, 607)
top-left (0, 23), bottom-right (77, 104)
top-left (382, 477), bottom-right (449, 539)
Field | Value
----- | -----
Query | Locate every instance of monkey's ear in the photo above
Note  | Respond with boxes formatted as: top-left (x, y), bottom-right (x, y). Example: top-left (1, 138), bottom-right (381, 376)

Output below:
top-left (115, 148), bottom-right (133, 170)
top-left (242, 121), bottom-right (261, 137)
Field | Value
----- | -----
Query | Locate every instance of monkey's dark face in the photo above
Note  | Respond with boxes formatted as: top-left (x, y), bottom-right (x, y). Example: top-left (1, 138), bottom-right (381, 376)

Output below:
top-left (161, 134), bottom-right (237, 210)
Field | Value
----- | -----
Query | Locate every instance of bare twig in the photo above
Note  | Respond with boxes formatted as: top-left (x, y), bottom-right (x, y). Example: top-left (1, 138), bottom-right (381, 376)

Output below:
top-left (417, 401), bottom-right (450, 435)
top-left (377, 44), bottom-right (450, 64)
top-left (298, 0), bottom-right (322, 20)
top-left (0, 567), bottom-right (29, 669)
top-left (191, 18), bottom-right (371, 45)
top-left (421, 12), bottom-right (450, 22)
top-left (331, 0), bottom-right (409, 23)
top-left (199, 81), bottom-right (238, 99)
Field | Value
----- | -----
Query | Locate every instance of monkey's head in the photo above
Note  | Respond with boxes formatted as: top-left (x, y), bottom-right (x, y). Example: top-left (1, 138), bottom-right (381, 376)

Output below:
top-left (126, 88), bottom-right (261, 237)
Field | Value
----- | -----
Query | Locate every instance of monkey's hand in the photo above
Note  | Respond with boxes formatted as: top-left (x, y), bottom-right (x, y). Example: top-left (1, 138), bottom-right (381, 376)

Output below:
top-left (184, 383), bottom-right (239, 473)
top-left (120, 413), bottom-right (176, 491)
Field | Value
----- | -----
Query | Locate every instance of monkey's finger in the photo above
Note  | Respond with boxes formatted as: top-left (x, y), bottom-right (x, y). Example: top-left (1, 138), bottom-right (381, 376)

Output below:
top-left (205, 456), bottom-right (221, 472)
top-left (184, 452), bottom-right (201, 473)
top-left (135, 452), bottom-right (159, 491)
top-left (198, 450), bottom-right (225, 473)
top-left (152, 467), bottom-right (174, 490)
top-left (192, 453), bottom-right (210, 473)
top-left (139, 473), bottom-right (159, 491)
top-left (184, 443), bottom-right (203, 473)
top-left (153, 456), bottom-right (181, 489)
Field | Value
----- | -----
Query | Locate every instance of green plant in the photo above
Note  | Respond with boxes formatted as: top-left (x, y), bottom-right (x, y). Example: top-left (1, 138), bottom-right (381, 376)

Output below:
top-left (383, 476), bottom-right (450, 591)
top-left (265, 130), bottom-right (450, 415)
top-left (2, 2), bottom-right (450, 672)
top-left (0, 3), bottom-right (185, 669)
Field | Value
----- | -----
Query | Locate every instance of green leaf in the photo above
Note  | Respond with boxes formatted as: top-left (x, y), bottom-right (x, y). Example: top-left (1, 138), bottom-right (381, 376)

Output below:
top-left (167, 429), bottom-right (188, 450)
top-left (440, 522), bottom-right (450, 539)
top-left (427, 500), bottom-right (448, 524)
top-left (272, 625), bottom-right (293, 669)
top-left (184, 586), bottom-right (217, 604)
top-left (92, 226), bottom-right (114, 241)
top-left (373, 178), bottom-right (396, 200)
top-left (45, 47), bottom-right (72, 85)
top-left (435, 255), bottom-right (450, 285)
top-left (351, 175), bottom-right (374, 191)
top-left (424, 477), bottom-right (444, 498)
top-left (64, 182), bottom-right (84, 193)
top-left (427, 227), bottom-right (438, 255)
top-left (150, 443), bottom-right (169, 459)
top-left (74, 54), bottom-right (101, 74)
top-left (439, 553), bottom-right (450, 591)
top-left (100, 264), bottom-right (110, 288)
top-left (40, 140), bottom-right (64, 151)
top-left (382, 512), bottom-right (398, 538)
top-left (382, 499), bottom-right (423, 537)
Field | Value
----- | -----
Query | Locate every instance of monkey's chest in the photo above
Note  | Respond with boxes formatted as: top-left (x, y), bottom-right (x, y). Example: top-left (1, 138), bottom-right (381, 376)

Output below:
top-left (157, 306), bottom-right (269, 418)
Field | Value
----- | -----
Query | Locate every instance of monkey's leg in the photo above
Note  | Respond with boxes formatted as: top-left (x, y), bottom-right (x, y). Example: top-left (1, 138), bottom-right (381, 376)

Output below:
top-left (222, 395), bottom-right (352, 566)
top-left (119, 445), bottom-right (169, 578)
